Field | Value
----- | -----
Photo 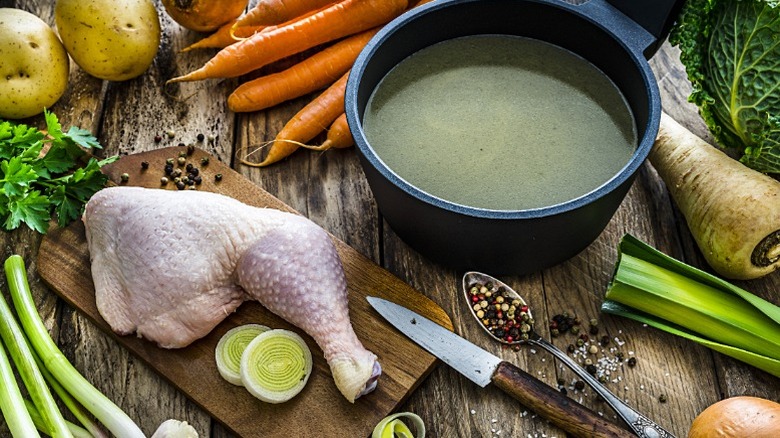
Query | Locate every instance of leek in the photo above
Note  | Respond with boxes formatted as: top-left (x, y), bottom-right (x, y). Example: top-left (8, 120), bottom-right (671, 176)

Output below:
top-left (0, 339), bottom-right (38, 437)
top-left (215, 324), bottom-right (269, 386)
top-left (4, 255), bottom-right (145, 438)
top-left (602, 235), bottom-right (780, 377)
top-left (240, 329), bottom-right (313, 404)
top-left (372, 412), bottom-right (426, 438)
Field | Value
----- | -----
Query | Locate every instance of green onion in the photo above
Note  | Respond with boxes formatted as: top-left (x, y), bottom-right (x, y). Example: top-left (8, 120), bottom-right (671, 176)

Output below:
top-left (602, 235), bottom-right (780, 377)
top-left (0, 283), bottom-right (70, 437)
top-left (24, 399), bottom-right (93, 438)
top-left (215, 324), bottom-right (269, 386)
top-left (4, 255), bottom-right (145, 438)
top-left (372, 412), bottom-right (426, 438)
top-left (33, 353), bottom-right (108, 438)
top-left (0, 339), bottom-right (39, 437)
top-left (240, 329), bottom-right (313, 404)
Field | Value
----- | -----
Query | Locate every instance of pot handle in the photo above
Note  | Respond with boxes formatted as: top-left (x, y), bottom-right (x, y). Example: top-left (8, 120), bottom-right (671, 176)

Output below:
top-left (573, 0), bottom-right (686, 58)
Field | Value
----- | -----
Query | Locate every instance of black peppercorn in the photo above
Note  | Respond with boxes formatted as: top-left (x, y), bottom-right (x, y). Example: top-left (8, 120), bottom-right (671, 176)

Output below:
top-left (176, 181), bottom-right (185, 190)
top-left (600, 336), bottom-right (611, 347)
top-left (627, 357), bottom-right (637, 367)
top-left (567, 344), bottom-right (576, 353)
top-left (559, 387), bottom-right (567, 395)
top-left (141, 161), bottom-right (149, 170)
top-left (589, 325), bottom-right (599, 335)
top-left (574, 380), bottom-right (585, 391)
top-left (120, 173), bottom-right (129, 183)
top-left (658, 394), bottom-right (667, 403)
top-left (586, 364), bottom-right (598, 375)
top-left (215, 173), bottom-right (223, 182)
top-left (197, 133), bottom-right (205, 142)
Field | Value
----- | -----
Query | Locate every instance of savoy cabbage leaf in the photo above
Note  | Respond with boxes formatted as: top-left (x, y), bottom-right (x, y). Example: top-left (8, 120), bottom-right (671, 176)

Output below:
top-left (671, 0), bottom-right (780, 173)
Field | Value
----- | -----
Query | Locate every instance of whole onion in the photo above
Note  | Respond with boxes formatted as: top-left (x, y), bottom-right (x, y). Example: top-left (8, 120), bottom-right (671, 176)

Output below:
top-left (688, 396), bottom-right (780, 437)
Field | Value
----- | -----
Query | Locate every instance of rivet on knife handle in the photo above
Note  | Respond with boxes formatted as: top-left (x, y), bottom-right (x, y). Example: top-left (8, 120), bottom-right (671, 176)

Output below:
top-left (491, 362), bottom-right (634, 438)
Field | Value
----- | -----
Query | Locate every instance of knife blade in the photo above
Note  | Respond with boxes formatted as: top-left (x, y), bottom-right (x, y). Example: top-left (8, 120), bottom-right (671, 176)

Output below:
top-left (367, 297), bottom-right (634, 438)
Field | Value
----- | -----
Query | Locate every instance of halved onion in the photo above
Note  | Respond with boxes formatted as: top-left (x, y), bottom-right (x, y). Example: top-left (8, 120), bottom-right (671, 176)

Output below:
top-left (240, 329), bottom-right (313, 404)
top-left (215, 324), bottom-right (270, 386)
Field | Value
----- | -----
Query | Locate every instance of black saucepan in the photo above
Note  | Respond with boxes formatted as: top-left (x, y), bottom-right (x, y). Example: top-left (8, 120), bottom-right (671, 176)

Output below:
top-left (345, 0), bottom-right (685, 274)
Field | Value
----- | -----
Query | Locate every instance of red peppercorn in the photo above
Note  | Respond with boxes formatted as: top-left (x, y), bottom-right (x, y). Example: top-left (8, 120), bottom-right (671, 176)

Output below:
top-left (472, 295), bottom-right (479, 303)
top-left (506, 335), bottom-right (513, 343)
top-left (521, 305), bottom-right (529, 312)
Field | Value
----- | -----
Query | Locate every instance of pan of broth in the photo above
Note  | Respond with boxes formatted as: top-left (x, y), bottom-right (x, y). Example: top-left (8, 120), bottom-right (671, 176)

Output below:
top-left (345, 0), bottom-right (685, 274)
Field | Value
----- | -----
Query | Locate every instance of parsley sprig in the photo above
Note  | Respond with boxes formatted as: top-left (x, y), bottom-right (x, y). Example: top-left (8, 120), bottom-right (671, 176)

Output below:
top-left (0, 110), bottom-right (118, 233)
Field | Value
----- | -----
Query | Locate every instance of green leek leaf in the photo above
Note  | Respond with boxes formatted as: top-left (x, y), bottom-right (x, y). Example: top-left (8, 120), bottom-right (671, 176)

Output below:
top-left (602, 234), bottom-right (780, 376)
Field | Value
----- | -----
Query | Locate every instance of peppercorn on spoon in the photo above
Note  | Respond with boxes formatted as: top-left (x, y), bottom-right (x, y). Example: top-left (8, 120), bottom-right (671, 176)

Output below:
top-left (462, 271), bottom-right (674, 438)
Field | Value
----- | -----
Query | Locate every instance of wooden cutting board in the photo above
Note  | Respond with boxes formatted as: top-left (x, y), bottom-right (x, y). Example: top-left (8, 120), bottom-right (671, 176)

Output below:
top-left (37, 146), bottom-right (453, 438)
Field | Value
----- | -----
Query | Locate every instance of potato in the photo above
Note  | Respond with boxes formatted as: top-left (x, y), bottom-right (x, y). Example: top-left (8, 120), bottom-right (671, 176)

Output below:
top-left (0, 8), bottom-right (69, 119)
top-left (55, 0), bottom-right (160, 81)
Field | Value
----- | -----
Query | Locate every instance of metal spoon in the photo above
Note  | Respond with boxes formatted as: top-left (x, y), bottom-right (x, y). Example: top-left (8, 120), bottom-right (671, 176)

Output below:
top-left (463, 271), bottom-right (674, 438)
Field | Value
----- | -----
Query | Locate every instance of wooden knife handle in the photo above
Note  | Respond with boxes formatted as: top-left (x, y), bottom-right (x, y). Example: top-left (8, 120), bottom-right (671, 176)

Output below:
top-left (492, 361), bottom-right (634, 438)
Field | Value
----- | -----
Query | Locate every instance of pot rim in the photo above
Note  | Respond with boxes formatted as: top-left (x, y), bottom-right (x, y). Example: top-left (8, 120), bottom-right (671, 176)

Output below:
top-left (345, 0), bottom-right (661, 220)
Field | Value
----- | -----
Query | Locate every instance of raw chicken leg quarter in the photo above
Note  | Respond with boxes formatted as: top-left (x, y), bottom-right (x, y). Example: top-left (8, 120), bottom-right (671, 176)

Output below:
top-left (83, 186), bottom-right (381, 403)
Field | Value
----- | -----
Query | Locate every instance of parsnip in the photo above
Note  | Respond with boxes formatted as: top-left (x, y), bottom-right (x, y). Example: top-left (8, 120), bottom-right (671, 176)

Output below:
top-left (649, 113), bottom-right (780, 280)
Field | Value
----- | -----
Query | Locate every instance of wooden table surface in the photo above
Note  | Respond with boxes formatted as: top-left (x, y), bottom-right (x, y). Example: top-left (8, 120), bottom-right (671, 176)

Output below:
top-left (3, 1), bottom-right (779, 437)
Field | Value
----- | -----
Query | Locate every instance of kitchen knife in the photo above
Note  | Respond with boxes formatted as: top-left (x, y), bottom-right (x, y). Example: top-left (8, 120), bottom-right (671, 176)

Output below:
top-left (367, 296), bottom-right (635, 438)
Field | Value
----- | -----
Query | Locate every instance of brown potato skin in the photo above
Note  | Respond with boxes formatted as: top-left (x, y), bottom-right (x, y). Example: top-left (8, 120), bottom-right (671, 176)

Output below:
top-left (688, 396), bottom-right (780, 438)
top-left (162, 0), bottom-right (249, 32)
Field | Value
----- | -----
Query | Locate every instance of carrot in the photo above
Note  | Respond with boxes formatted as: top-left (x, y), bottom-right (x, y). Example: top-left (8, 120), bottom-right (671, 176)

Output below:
top-left (649, 112), bottom-right (780, 280)
top-left (228, 28), bottom-right (377, 112)
top-left (235, 0), bottom-right (337, 27)
top-left (241, 72), bottom-right (349, 167)
top-left (303, 113), bottom-right (354, 151)
top-left (182, 20), bottom-right (266, 51)
top-left (168, 0), bottom-right (408, 83)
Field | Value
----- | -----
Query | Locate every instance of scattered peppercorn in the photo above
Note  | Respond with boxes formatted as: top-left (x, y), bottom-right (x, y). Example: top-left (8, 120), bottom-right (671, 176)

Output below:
top-left (187, 144), bottom-right (195, 155)
top-left (567, 344), bottom-right (576, 353)
top-left (166, 158), bottom-right (174, 166)
top-left (197, 133), bottom-right (205, 142)
top-left (658, 394), bottom-right (667, 403)
top-left (154, 135), bottom-right (162, 143)
top-left (178, 142), bottom-right (185, 148)
top-left (177, 157), bottom-right (186, 166)
top-left (120, 173), bottom-right (129, 183)
top-left (215, 173), bottom-right (223, 182)
top-left (574, 380), bottom-right (585, 391)
top-left (141, 161), bottom-right (149, 170)
top-left (586, 364), bottom-right (598, 375)
top-left (201, 157), bottom-right (210, 166)
top-left (599, 335), bottom-right (611, 347)
top-left (160, 177), bottom-right (169, 185)
top-left (589, 325), bottom-right (599, 335)
top-left (176, 181), bottom-right (185, 190)
top-left (166, 130), bottom-right (175, 139)
top-left (627, 357), bottom-right (637, 367)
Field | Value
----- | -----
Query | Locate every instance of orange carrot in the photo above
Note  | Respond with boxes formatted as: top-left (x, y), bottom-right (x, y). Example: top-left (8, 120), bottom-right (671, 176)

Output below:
top-left (235, 0), bottom-right (336, 27)
top-left (228, 28), bottom-right (377, 112)
top-left (303, 113), bottom-right (354, 151)
top-left (241, 72), bottom-right (349, 167)
top-left (182, 20), bottom-right (265, 51)
top-left (168, 0), bottom-right (407, 83)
